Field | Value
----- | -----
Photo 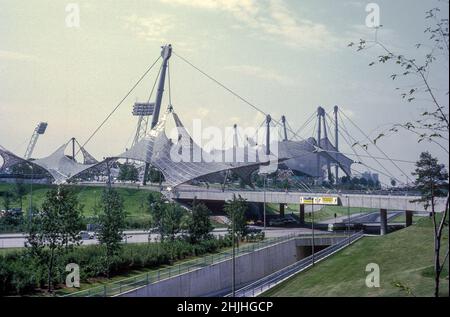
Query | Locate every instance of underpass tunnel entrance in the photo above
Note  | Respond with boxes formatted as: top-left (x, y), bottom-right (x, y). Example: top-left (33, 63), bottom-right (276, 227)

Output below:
top-left (296, 245), bottom-right (329, 261)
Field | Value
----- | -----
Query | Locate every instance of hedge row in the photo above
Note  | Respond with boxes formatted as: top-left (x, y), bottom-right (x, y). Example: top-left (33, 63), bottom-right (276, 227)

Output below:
top-left (0, 236), bottom-right (232, 296)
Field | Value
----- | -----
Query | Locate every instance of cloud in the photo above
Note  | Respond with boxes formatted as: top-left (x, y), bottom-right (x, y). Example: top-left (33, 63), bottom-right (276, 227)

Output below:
top-left (0, 50), bottom-right (37, 62)
top-left (158, 0), bottom-right (339, 50)
top-left (224, 64), bottom-right (293, 86)
top-left (122, 14), bottom-right (175, 43)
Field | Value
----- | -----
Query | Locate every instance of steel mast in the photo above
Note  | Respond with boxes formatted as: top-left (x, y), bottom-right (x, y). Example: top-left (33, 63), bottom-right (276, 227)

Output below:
top-left (143, 44), bottom-right (172, 185)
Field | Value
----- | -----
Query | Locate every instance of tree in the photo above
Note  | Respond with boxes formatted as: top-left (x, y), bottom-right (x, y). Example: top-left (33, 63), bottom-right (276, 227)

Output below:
top-left (13, 181), bottom-right (27, 210)
top-left (160, 202), bottom-right (184, 241)
top-left (26, 186), bottom-right (83, 291)
top-left (96, 188), bottom-right (126, 277)
top-left (147, 167), bottom-right (164, 184)
top-left (117, 163), bottom-right (139, 182)
top-left (349, 12), bottom-right (450, 292)
top-left (391, 179), bottom-right (397, 187)
top-left (224, 195), bottom-right (248, 242)
top-left (187, 199), bottom-right (213, 243)
top-left (412, 152), bottom-right (448, 297)
top-left (1, 190), bottom-right (13, 211)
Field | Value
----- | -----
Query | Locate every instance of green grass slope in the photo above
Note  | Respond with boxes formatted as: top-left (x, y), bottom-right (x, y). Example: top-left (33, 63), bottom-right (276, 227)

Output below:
top-left (0, 183), bottom-right (158, 220)
top-left (264, 217), bottom-right (449, 297)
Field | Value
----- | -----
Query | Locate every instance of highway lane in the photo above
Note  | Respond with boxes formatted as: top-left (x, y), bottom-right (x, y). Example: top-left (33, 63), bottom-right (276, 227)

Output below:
top-left (0, 227), bottom-right (324, 249)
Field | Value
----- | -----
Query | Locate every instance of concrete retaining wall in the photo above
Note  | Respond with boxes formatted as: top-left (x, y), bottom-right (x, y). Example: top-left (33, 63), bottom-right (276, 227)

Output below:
top-left (120, 238), bottom-right (299, 297)
top-left (119, 236), bottom-right (346, 297)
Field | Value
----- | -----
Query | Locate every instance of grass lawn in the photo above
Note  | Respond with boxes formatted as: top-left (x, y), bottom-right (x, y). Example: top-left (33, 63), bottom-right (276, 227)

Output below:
top-left (0, 183), bottom-right (158, 220)
top-left (263, 217), bottom-right (449, 297)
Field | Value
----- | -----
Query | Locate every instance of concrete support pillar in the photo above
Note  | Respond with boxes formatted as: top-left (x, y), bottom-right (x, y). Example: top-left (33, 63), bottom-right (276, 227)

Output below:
top-left (405, 210), bottom-right (413, 227)
top-left (279, 203), bottom-right (285, 217)
top-left (299, 204), bottom-right (305, 224)
top-left (380, 209), bottom-right (388, 235)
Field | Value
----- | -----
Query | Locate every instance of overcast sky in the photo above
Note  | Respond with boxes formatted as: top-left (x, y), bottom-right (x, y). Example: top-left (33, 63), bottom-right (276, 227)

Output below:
top-left (0, 0), bottom-right (448, 185)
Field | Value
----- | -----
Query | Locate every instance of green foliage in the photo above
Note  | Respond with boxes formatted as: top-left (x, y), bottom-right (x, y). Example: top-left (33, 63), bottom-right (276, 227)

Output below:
top-left (187, 199), bottom-right (213, 243)
top-left (160, 202), bottom-right (185, 241)
top-left (412, 151), bottom-right (449, 209)
top-left (149, 196), bottom-right (186, 241)
top-left (224, 194), bottom-right (248, 238)
top-left (117, 163), bottom-right (139, 182)
top-left (0, 237), bottom-right (232, 296)
top-left (26, 185), bottom-right (83, 291)
top-left (146, 167), bottom-right (165, 184)
top-left (96, 188), bottom-right (126, 276)
top-left (1, 190), bottom-right (13, 211)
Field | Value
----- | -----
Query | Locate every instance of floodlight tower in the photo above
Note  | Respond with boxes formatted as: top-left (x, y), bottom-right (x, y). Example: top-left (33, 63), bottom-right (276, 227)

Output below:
top-left (131, 102), bottom-right (156, 147)
top-left (24, 122), bottom-right (48, 159)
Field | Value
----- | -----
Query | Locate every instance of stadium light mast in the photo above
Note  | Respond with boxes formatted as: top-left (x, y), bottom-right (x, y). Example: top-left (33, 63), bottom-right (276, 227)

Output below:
top-left (24, 122), bottom-right (47, 160)
top-left (143, 44), bottom-right (172, 185)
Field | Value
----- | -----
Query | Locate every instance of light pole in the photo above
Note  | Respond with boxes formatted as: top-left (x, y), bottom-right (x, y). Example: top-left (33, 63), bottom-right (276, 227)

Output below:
top-left (231, 210), bottom-right (236, 297)
top-left (263, 174), bottom-right (267, 231)
top-left (311, 198), bottom-right (315, 265)
top-left (347, 196), bottom-right (351, 245)
top-left (28, 164), bottom-right (33, 223)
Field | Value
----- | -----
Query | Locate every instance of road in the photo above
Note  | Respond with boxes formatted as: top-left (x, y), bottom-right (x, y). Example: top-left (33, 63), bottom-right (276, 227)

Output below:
top-left (0, 227), bottom-right (325, 249)
top-left (319, 210), bottom-right (404, 224)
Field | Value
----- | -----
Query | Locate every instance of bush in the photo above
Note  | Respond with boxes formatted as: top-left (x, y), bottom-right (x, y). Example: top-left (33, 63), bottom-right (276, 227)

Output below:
top-left (0, 236), bottom-right (232, 296)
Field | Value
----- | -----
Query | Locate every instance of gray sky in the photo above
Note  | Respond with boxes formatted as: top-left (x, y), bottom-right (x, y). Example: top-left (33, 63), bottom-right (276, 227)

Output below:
top-left (1, 0), bottom-right (448, 185)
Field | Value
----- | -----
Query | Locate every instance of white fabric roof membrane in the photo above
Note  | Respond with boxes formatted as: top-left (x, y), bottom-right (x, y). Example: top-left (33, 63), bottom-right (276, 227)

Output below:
top-left (0, 141), bottom-right (105, 184)
top-left (31, 141), bottom-right (104, 184)
top-left (116, 110), bottom-right (289, 187)
top-left (281, 137), bottom-right (353, 178)
top-left (0, 145), bottom-right (27, 171)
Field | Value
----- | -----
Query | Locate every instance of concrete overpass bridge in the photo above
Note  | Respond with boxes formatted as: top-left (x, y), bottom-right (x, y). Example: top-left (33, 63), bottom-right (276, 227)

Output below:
top-left (78, 182), bottom-right (447, 235)
top-left (166, 185), bottom-right (447, 235)
top-left (168, 186), bottom-right (446, 212)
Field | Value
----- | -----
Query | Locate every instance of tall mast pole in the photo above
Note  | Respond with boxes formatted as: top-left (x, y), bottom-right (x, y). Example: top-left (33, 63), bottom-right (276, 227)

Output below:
top-left (151, 44), bottom-right (172, 129)
top-left (72, 137), bottom-right (76, 161)
top-left (143, 44), bottom-right (172, 185)
top-left (265, 115), bottom-right (271, 155)
top-left (316, 107), bottom-right (323, 182)
top-left (281, 115), bottom-right (288, 141)
top-left (334, 106), bottom-right (339, 184)
top-left (321, 113), bottom-right (332, 182)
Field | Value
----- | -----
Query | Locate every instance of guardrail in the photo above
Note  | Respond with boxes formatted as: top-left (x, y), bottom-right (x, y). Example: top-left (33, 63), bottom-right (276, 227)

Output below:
top-left (62, 233), bottom-right (322, 297)
top-left (227, 231), bottom-right (364, 297)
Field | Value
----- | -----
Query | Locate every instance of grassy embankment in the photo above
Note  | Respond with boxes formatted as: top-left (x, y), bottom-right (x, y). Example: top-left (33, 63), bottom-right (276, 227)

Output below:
top-left (264, 216), bottom-right (449, 297)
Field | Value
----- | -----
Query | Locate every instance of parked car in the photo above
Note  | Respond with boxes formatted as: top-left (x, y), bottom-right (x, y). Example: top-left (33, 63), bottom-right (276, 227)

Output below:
top-left (79, 231), bottom-right (95, 240)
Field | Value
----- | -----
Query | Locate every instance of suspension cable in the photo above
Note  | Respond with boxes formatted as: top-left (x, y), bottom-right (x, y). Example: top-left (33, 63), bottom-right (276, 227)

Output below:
top-left (79, 55), bottom-right (162, 153)
top-left (338, 112), bottom-right (403, 184)
top-left (340, 109), bottom-right (412, 183)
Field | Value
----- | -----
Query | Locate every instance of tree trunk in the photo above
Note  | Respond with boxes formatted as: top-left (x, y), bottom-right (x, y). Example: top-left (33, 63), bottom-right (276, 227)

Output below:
top-left (434, 235), bottom-right (441, 297)
top-left (48, 248), bottom-right (55, 292)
